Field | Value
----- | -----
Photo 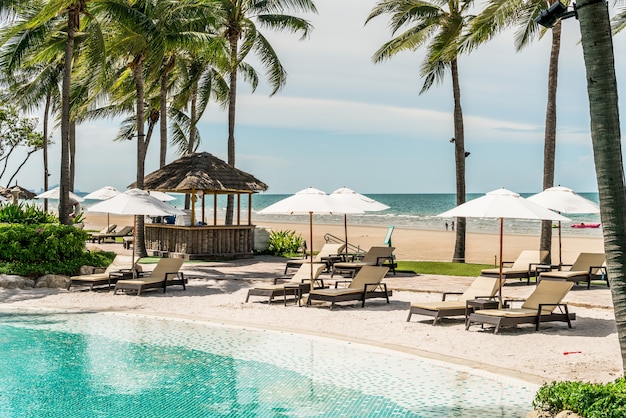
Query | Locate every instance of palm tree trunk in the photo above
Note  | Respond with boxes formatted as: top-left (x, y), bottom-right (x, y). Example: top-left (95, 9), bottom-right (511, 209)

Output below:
top-left (134, 55), bottom-right (148, 258)
top-left (159, 71), bottom-right (168, 168)
top-left (578, 0), bottom-right (626, 370)
top-left (43, 92), bottom-right (50, 212)
top-left (184, 81), bottom-right (199, 211)
top-left (540, 21), bottom-right (561, 264)
top-left (59, 8), bottom-right (78, 225)
top-left (451, 59), bottom-right (466, 263)
top-left (69, 120), bottom-right (76, 191)
top-left (225, 36), bottom-right (238, 226)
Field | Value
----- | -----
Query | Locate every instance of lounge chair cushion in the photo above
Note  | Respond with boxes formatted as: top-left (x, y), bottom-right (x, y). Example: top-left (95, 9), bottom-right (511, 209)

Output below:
top-left (522, 280), bottom-right (574, 313)
top-left (409, 300), bottom-right (468, 311)
top-left (68, 255), bottom-right (140, 290)
top-left (246, 263), bottom-right (326, 304)
top-left (332, 246), bottom-right (396, 276)
top-left (481, 250), bottom-right (549, 276)
top-left (472, 308), bottom-right (543, 318)
top-left (114, 258), bottom-right (185, 295)
top-left (308, 265), bottom-right (390, 309)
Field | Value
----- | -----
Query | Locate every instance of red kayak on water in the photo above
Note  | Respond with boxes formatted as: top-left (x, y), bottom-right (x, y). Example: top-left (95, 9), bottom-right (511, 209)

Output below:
top-left (571, 223), bottom-right (601, 228)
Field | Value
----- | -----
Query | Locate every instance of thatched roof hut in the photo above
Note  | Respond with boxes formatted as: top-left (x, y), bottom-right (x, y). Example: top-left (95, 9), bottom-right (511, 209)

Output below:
top-left (130, 152), bottom-right (267, 226)
top-left (130, 152), bottom-right (267, 193)
top-left (0, 185), bottom-right (37, 200)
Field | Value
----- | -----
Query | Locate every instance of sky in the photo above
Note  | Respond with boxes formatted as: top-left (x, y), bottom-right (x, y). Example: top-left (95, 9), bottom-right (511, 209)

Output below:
top-left (7, 0), bottom-right (626, 195)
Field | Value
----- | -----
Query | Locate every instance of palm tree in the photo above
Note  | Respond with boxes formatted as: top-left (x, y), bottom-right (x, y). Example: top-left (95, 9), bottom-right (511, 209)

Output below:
top-left (0, 0), bottom-right (108, 224)
top-left (576, 0), bottom-right (626, 370)
top-left (0, 8), bottom-right (63, 211)
top-left (366, 0), bottom-right (473, 263)
top-left (93, 0), bottom-right (220, 256)
top-left (464, 0), bottom-right (568, 264)
top-left (216, 0), bottom-right (316, 225)
top-left (169, 55), bottom-right (229, 156)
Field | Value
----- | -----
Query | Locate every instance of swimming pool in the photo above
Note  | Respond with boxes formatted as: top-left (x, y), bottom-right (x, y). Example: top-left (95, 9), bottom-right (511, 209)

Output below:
top-left (0, 310), bottom-right (537, 417)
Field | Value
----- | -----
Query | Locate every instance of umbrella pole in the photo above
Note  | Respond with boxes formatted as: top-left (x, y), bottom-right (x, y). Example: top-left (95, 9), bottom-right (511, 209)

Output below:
top-left (498, 217), bottom-right (504, 308)
top-left (132, 215), bottom-right (137, 279)
top-left (309, 211), bottom-right (314, 290)
top-left (344, 214), bottom-right (348, 257)
top-left (558, 220), bottom-right (563, 266)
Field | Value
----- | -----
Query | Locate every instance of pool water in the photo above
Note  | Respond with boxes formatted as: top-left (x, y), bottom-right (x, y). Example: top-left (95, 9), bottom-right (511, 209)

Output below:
top-left (0, 311), bottom-right (537, 417)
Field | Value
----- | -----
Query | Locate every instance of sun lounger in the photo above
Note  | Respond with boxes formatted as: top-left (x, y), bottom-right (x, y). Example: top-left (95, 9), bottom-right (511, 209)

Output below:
top-left (246, 263), bottom-right (326, 305)
top-left (407, 276), bottom-right (500, 325)
top-left (284, 243), bottom-right (345, 274)
top-left (88, 224), bottom-right (117, 237)
top-left (89, 225), bottom-right (134, 244)
top-left (480, 250), bottom-right (549, 285)
top-left (537, 252), bottom-right (606, 289)
top-left (307, 265), bottom-right (390, 309)
top-left (113, 258), bottom-right (185, 296)
top-left (331, 246), bottom-right (396, 277)
top-left (67, 255), bottom-right (139, 291)
top-left (466, 279), bottom-right (575, 334)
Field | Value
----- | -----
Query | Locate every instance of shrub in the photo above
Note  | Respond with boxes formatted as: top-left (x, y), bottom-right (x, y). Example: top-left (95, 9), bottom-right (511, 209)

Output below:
top-left (267, 230), bottom-right (304, 256)
top-left (0, 202), bottom-right (58, 224)
top-left (0, 250), bottom-right (116, 278)
top-left (0, 224), bottom-right (94, 277)
top-left (533, 378), bottom-right (626, 417)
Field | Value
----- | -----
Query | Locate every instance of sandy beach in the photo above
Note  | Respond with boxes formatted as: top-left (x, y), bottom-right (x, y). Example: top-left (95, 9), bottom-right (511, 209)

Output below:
top-left (2, 212), bottom-right (617, 390)
top-left (82, 212), bottom-right (606, 265)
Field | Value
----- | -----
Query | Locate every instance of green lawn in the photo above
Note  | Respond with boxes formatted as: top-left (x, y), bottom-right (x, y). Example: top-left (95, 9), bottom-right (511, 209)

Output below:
top-left (396, 261), bottom-right (494, 277)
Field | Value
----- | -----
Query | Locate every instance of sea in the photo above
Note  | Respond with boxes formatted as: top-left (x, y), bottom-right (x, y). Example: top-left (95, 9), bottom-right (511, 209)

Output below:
top-left (74, 192), bottom-right (603, 238)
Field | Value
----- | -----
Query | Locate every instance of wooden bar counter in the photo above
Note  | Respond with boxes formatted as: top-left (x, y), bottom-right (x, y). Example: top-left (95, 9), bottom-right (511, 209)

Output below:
top-left (145, 223), bottom-right (256, 259)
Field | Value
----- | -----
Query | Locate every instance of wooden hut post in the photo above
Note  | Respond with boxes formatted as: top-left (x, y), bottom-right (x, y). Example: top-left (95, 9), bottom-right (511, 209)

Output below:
top-left (237, 194), bottom-right (241, 225)
top-left (201, 193), bottom-right (206, 224)
top-left (213, 191), bottom-right (218, 225)
top-left (248, 193), bottom-right (252, 226)
top-left (191, 187), bottom-right (196, 226)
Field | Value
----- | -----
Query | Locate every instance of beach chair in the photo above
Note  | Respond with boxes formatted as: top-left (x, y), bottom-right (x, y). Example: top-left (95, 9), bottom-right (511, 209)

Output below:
top-left (466, 279), bottom-right (575, 334)
top-left (113, 258), bottom-right (185, 296)
top-left (406, 276), bottom-right (500, 325)
top-left (284, 243), bottom-right (345, 274)
top-left (480, 250), bottom-right (549, 285)
top-left (67, 255), bottom-right (139, 291)
top-left (89, 225), bottom-right (134, 244)
top-left (246, 263), bottom-right (326, 305)
top-left (331, 246), bottom-right (396, 277)
top-left (537, 252), bottom-right (606, 289)
top-left (87, 224), bottom-right (117, 241)
top-left (307, 265), bottom-right (390, 309)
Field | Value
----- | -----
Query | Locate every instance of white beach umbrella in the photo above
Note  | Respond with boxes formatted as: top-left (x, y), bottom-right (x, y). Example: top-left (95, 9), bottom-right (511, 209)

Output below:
top-left (437, 188), bottom-right (570, 303)
top-left (83, 186), bottom-right (121, 200)
top-left (148, 191), bottom-right (176, 201)
top-left (36, 186), bottom-right (85, 202)
top-left (258, 187), bottom-right (364, 283)
top-left (88, 188), bottom-right (185, 275)
top-left (527, 186), bottom-right (600, 265)
top-left (329, 187), bottom-right (390, 255)
top-left (84, 186), bottom-right (122, 227)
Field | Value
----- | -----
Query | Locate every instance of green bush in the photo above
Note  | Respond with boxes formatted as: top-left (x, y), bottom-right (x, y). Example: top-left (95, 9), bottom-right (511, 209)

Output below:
top-left (0, 202), bottom-right (58, 224)
top-left (0, 250), bottom-right (116, 277)
top-left (533, 378), bottom-right (626, 417)
top-left (267, 230), bottom-right (304, 256)
top-left (0, 223), bottom-right (97, 277)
